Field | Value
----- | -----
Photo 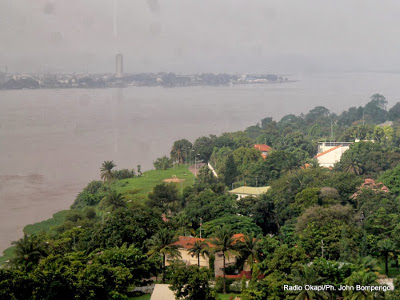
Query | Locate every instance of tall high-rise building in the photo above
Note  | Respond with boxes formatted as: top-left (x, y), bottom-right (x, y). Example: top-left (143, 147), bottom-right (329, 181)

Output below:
top-left (115, 53), bottom-right (123, 78)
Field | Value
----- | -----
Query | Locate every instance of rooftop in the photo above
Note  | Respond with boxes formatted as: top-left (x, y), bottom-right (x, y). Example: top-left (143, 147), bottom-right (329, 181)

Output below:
top-left (229, 186), bottom-right (270, 195)
top-left (254, 144), bottom-right (272, 152)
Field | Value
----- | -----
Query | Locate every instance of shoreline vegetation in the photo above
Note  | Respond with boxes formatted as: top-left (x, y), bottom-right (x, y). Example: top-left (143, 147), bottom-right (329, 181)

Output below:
top-left (0, 72), bottom-right (293, 90)
top-left (2, 93), bottom-right (400, 299)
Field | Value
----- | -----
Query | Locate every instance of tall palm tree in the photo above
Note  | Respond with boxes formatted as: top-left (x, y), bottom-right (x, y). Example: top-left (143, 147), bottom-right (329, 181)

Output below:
top-left (341, 157), bottom-right (364, 175)
top-left (147, 228), bottom-right (182, 282)
top-left (188, 240), bottom-right (209, 267)
top-left (209, 225), bottom-right (239, 294)
top-left (172, 212), bottom-right (195, 237)
top-left (100, 160), bottom-right (116, 182)
top-left (11, 234), bottom-right (48, 271)
top-left (377, 239), bottom-right (394, 276)
top-left (291, 265), bottom-right (330, 300)
top-left (343, 270), bottom-right (383, 300)
top-left (105, 190), bottom-right (126, 211)
top-left (237, 234), bottom-right (260, 276)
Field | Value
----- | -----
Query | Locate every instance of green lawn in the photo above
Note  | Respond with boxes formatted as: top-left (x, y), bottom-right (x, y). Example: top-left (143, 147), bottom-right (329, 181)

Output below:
top-left (113, 164), bottom-right (194, 196)
top-left (23, 210), bottom-right (70, 236)
top-left (129, 294), bottom-right (151, 300)
top-left (0, 165), bottom-right (194, 265)
top-left (0, 246), bottom-right (15, 264)
top-left (377, 259), bottom-right (400, 278)
top-left (129, 293), bottom-right (237, 300)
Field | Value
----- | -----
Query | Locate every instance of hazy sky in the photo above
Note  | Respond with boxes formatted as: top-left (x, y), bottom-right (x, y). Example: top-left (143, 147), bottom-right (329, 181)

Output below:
top-left (1, 0), bottom-right (400, 73)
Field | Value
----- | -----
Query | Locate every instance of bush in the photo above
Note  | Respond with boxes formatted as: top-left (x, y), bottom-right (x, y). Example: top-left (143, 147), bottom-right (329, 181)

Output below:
top-left (112, 169), bottom-right (136, 180)
top-left (71, 181), bottom-right (104, 209)
top-left (215, 277), bottom-right (234, 293)
top-left (153, 156), bottom-right (173, 170)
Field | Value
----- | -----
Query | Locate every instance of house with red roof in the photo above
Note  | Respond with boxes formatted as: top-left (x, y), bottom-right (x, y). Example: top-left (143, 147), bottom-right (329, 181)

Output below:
top-left (254, 144), bottom-right (272, 159)
top-left (166, 234), bottom-right (252, 277)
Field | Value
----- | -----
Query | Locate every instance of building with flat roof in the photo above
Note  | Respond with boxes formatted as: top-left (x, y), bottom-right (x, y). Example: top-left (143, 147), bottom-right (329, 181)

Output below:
top-left (229, 186), bottom-right (270, 199)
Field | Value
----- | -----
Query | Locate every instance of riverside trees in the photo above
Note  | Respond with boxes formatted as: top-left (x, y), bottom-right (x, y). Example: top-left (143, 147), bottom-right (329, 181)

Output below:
top-left (4, 96), bottom-right (400, 299)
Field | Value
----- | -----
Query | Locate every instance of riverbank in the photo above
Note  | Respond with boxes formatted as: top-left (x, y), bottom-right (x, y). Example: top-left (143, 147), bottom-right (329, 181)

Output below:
top-left (0, 164), bottom-right (194, 263)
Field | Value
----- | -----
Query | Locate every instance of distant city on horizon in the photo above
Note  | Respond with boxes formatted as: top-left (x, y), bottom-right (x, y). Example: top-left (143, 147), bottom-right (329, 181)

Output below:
top-left (0, 54), bottom-right (293, 89)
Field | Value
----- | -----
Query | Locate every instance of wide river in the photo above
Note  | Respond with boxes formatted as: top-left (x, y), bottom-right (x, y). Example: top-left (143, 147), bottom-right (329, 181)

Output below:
top-left (1, 72), bottom-right (400, 252)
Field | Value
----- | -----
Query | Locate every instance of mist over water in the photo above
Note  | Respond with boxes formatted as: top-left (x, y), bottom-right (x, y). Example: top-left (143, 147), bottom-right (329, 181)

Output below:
top-left (1, 71), bottom-right (400, 252)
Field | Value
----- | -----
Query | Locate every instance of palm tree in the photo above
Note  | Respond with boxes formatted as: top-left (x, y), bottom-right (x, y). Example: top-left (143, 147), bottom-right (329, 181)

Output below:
top-left (100, 160), bottom-right (116, 182)
top-left (343, 270), bottom-right (383, 300)
top-left (172, 213), bottom-right (195, 237)
top-left (291, 265), bottom-right (330, 300)
top-left (188, 240), bottom-right (209, 267)
top-left (105, 190), bottom-right (126, 211)
top-left (147, 228), bottom-right (182, 282)
top-left (377, 239), bottom-right (394, 276)
top-left (209, 225), bottom-right (239, 294)
top-left (237, 234), bottom-right (260, 276)
top-left (11, 234), bottom-right (48, 271)
top-left (341, 157), bottom-right (364, 175)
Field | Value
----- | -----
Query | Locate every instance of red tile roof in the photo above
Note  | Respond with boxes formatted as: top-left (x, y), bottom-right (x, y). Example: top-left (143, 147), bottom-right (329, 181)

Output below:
top-left (171, 234), bottom-right (248, 249)
top-left (219, 271), bottom-right (264, 280)
top-left (314, 145), bottom-right (342, 158)
top-left (254, 144), bottom-right (272, 152)
top-left (171, 236), bottom-right (205, 249)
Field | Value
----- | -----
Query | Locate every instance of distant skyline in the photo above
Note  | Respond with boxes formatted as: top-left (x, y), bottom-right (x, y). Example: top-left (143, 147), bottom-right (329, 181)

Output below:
top-left (1, 1), bottom-right (400, 74)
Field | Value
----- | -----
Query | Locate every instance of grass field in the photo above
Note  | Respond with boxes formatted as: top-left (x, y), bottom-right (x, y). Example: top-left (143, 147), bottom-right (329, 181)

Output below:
top-left (129, 294), bottom-right (151, 300)
top-left (0, 165), bottom-right (194, 263)
top-left (23, 210), bottom-right (70, 236)
top-left (129, 293), bottom-right (238, 300)
top-left (113, 164), bottom-right (194, 196)
top-left (378, 259), bottom-right (400, 278)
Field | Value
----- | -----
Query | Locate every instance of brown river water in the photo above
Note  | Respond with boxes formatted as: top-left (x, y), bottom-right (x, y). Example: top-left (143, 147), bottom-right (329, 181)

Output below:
top-left (1, 72), bottom-right (400, 252)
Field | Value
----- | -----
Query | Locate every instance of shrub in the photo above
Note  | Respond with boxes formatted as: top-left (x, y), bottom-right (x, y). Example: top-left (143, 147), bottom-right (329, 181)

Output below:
top-left (112, 169), bottom-right (136, 180)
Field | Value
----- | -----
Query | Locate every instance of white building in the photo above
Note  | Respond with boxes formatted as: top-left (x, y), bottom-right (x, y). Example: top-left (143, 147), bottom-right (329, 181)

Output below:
top-left (315, 142), bottom-right (353, 168)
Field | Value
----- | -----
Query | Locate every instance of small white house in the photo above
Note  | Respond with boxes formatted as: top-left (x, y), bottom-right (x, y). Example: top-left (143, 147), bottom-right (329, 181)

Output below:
top-left (315, 142), bottom-right (352, 168)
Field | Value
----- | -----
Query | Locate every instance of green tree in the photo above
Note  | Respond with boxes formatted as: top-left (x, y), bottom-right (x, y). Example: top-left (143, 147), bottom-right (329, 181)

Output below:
top-left (100, 160), bottom-right (116, 182)
top-left (377, 239), bottom-right (394, 276)
top-left (237, 234), bottom-right (260, 275)
top-left (290, 265), bottom-right (330, 300)
top-left (104, 190), bottom-right (126, 211)
top-left (171, 139), bottom-right (192, 164)
top-left (188, 240), bottom-right (209, 267)
top-left (296, 205), bottom-right (360, 260)
top-left (364, 94), bottom-right (388, 124)
top-left (378, 164), bottom-right (400, 195)
top-left (388, 102), bottom-right (400, 121)
top-left (343, 270), bottom-right (383, 300)
top-left (224, 154), bottom-right (237, 188)
top-left (11, 234), bottom-right (48, 271)
top-left (89, 206), bottom-right (162, 250)
top-left (153, 156), bottom-right (173, 170)
top-left (184, 189), bottom-right (236, 228)
top-left (201, 215), bottom-right (262, 238)
top-left (147, 228), bottom-right (182, 282)
top-left (168, 262), bottom-right (218, 300)
top-left (193, 136), bottom-right (215, 162)
top-left (209, 225), bottom-right (239, 294)
top-left (147, 183), bottom-right (180, 213)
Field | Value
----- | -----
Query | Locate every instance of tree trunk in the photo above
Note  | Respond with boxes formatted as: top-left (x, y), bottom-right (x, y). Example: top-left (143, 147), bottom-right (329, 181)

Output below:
top-left (162, 254), bottom-right (166, 283)
top-left (385, 253), bottom-right (389, 276)
top-left (198, 254), bottom-right (200, 267)
top-left (223, 254), bottom-right (226, 294)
